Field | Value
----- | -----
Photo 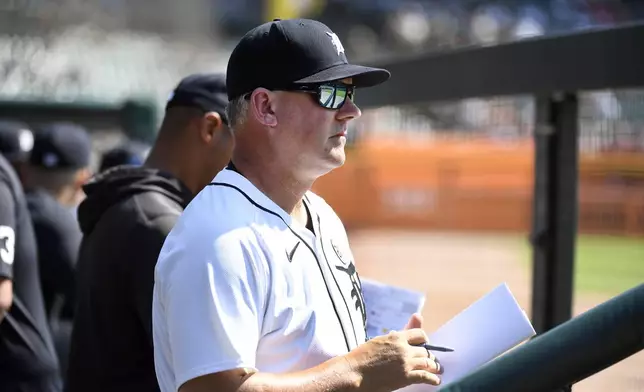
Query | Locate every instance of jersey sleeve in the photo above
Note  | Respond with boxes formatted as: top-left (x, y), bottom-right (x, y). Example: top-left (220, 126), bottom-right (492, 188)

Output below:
top-left (156, 222), bottom-right (270, 388)
top-left (0, 182), bottom-right (16, 279)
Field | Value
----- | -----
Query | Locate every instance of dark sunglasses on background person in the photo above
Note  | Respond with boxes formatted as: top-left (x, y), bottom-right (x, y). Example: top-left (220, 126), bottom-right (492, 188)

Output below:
top-left (243, 83), bottom-right (356, 110)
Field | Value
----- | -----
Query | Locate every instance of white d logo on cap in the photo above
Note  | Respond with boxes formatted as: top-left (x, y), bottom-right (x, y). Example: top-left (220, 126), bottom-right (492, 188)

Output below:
top-left (43, 152), bottom-right (59, 167)
top-left (18, 129), bottom-right (34, 152)
top-left (326, 32), bottom-right (345, 56)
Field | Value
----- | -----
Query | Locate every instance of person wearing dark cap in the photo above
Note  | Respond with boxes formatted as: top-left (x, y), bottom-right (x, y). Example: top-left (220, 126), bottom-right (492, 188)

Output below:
top-left (64, 73), bottom-right (233, 392)
top-left (98, 141), bottom-right (150, 173)
top-left (22, 122), bottom-right (92, 380)
top-left (152, 19), bottom-right (442, 392)
top-left (0, 120), bottom-right (34, 183)
top-left (0, 153), bottom-right (62, 391)
top-left (23, 123), bottom-right (92, 321)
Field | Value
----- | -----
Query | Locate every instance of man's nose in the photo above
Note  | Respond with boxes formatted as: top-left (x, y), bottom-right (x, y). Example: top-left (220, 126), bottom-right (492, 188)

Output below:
top-left (337, 98), bottom-right (362, 121)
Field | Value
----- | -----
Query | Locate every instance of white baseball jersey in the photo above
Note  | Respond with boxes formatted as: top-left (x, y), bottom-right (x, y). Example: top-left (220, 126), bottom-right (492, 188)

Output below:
top-left (152, 168), bottom-right (367, 392)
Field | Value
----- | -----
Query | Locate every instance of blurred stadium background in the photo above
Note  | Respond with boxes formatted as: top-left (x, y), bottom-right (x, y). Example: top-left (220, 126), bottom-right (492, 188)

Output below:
top-left (1, 0), bottom-right (643, 390)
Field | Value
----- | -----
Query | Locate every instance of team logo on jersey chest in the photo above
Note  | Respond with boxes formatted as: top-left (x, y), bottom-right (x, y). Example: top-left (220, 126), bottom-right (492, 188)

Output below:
top-left (330, 238), bottom-right (367, 333)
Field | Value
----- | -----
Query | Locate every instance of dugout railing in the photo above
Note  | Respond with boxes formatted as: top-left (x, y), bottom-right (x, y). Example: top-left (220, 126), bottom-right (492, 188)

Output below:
top-left (357, 22), bottom-right (644, 390)
top-left (440, 283), bottom-right (644, 391)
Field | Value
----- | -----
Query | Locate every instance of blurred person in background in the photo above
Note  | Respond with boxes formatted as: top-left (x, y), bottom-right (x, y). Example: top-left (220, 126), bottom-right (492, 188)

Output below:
top-left (0, 120), bottom-right (35, 184)
top-left (23, 123), bottom-right (91, 321)
top-left (98, 140), bottom-right (150, 173)
top-left (0, 153), bottom-right (62, 391)
top-left (64, 73), bottom-right (233, 392)
top-left (152, 18), bottom-right (441, 392)
top-left (23, 123), bottom-right (92, 378)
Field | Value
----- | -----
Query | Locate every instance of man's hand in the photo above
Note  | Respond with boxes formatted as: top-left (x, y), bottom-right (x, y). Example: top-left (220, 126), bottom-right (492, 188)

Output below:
top-left (346, 328), bottom-right (441, 392)
top-left (0, 278), bottom-right (12, 323)
top-left (403, 313), bottom-right (444, 377)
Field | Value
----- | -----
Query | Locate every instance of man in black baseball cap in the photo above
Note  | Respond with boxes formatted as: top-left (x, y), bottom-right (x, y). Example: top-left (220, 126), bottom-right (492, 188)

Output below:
top-left (167, 73), bottom-right (229, 123)
top-left (65, 73), bottom-right (233, 392)
top-left (0, 120), bottom-right (34, 162)
top-left (153, 19), bottom-right (442, 392)
top-left (98, 141), bottom-right (150, 173)
top-left (28, 123), bottom-right (92, 174)
top-left (23, 123), bottom-right (91, 319)
top-left (22, 123), bottom-right (92, 380)
top-left (225, 18), bottom-right (390, 100)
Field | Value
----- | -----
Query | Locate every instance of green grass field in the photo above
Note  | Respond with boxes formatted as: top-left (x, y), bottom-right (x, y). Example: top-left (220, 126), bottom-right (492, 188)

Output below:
top-left (522, 234), bottom-right (644, 296)
top-left (573, 235), bottom-right (644, 296)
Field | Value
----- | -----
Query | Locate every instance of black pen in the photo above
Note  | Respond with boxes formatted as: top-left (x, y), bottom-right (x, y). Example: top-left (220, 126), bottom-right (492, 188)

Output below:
top-left (417, 343), bottom-right (454, 353)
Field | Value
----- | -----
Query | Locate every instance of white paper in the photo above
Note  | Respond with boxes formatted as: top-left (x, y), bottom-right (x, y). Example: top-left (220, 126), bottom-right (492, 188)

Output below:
top-left (398, 283), bottom-right (536, 391)
top-left (361, 278), bottom-right (426, 338)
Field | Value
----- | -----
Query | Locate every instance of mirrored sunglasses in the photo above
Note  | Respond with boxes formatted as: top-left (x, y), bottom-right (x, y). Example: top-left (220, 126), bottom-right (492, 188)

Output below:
top-left (243, 83), bottom-right (356, 110)
top-left (293, 83), bottom-right (356, 110)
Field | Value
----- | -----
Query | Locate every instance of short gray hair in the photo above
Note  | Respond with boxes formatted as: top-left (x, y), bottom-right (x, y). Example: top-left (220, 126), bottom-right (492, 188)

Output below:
top-left (225, 96), bottom-right (250, 130)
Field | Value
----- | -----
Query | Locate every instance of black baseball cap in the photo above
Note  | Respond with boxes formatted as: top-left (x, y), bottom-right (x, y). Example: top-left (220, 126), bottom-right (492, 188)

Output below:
top-left (166, 73), bottom-right (229, 124)
top-left (99, 142), bottom-right (149, 172)
top-left (29, 123), bottom-right (92, 170)
top-left (226, 18), bottom-right (391, 100)
top-left (0, 120), bottom-right (33, 162)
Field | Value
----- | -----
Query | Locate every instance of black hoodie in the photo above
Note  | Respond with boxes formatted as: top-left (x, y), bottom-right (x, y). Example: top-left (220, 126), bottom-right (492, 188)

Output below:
top-left (64, 166), bottom-right (192, 392)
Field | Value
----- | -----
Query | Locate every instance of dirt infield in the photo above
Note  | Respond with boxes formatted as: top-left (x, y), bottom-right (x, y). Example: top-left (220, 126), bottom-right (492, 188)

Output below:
top-left (349, 230), bottom-right (643, 392)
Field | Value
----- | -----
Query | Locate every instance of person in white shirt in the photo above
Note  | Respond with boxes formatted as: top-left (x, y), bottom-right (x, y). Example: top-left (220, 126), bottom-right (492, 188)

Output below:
top-left (152, 18), bottom-right (443, 392)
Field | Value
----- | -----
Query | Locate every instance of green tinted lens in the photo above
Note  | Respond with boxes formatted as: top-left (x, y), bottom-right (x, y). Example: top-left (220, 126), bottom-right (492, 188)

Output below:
top-left (316, 85), bottom-right (353, 109)
top-left (319, 86), bottom-right (335, 107)
top-left (331, 87), bottom-right (348, 109)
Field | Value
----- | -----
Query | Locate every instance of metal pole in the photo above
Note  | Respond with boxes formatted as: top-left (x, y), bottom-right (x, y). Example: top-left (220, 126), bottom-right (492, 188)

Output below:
top-left (530, 92), bottom-right (579, 334)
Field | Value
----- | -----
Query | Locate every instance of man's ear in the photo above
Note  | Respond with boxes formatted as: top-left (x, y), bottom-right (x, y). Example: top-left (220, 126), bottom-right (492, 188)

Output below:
top-left (250, 89), bottom-right (278, 127)
top-left (201, 112), bottom-right (223, 142)
top-left (74, 168), bottom-right (92, 189)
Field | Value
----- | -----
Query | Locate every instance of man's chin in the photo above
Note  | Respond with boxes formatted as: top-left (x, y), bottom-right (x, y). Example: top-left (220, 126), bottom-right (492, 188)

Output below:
top-left (328, 150), bottom-right (346, 168)
top-left (309, 154), bottom-right (345, 179)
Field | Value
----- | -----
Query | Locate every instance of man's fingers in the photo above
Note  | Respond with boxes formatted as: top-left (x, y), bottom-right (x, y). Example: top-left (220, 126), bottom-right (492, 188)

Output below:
top-left (404, 313), bottom-right (423, 330)
top-left (408, 357), bottom-right (441, 374)
top-left (403, 328), bottom-right (429, 345)
top-left (409, 346), bottom-right (433, 359)
top-left (407, 370), bottom-right (441, 386)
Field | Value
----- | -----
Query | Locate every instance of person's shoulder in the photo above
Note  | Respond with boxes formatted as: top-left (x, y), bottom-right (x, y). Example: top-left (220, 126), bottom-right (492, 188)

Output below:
top-left (155, 216), bottom-right (267, 289)
top-left (155, 185), bottom-right (269, 279)
top-left (27, 190), bottom-right (76, 228)
top-left (0, 171), bottom-right (14, 200)
top-left (123, 211), bottom-right (178, 246)
top-left (0, 156), bottom-right (19, 199)
top-left (0, 169), bottom-right (16, 211)
top-left (25, 189), bottom-right (57, 214)
top-left (181, 179), bottom-right (274, 231)
top-left (83, 189), bottom-right (183, 241)
top-left (130, 190), bottom-right (184, 223)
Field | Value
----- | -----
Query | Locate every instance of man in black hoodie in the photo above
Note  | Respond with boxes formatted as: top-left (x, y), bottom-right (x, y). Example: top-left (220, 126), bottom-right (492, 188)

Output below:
top-left (64, 73), bottom-right (233, 392)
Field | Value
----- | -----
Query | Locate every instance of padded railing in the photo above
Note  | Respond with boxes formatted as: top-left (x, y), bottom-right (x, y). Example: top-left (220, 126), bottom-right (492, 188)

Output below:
top-left (439, 283), bottom-right (644, 392)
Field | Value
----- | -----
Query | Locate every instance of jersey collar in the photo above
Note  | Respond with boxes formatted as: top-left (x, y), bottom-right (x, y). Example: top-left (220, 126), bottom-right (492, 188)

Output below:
top-left (212, 166), bottom-right (293, 224)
